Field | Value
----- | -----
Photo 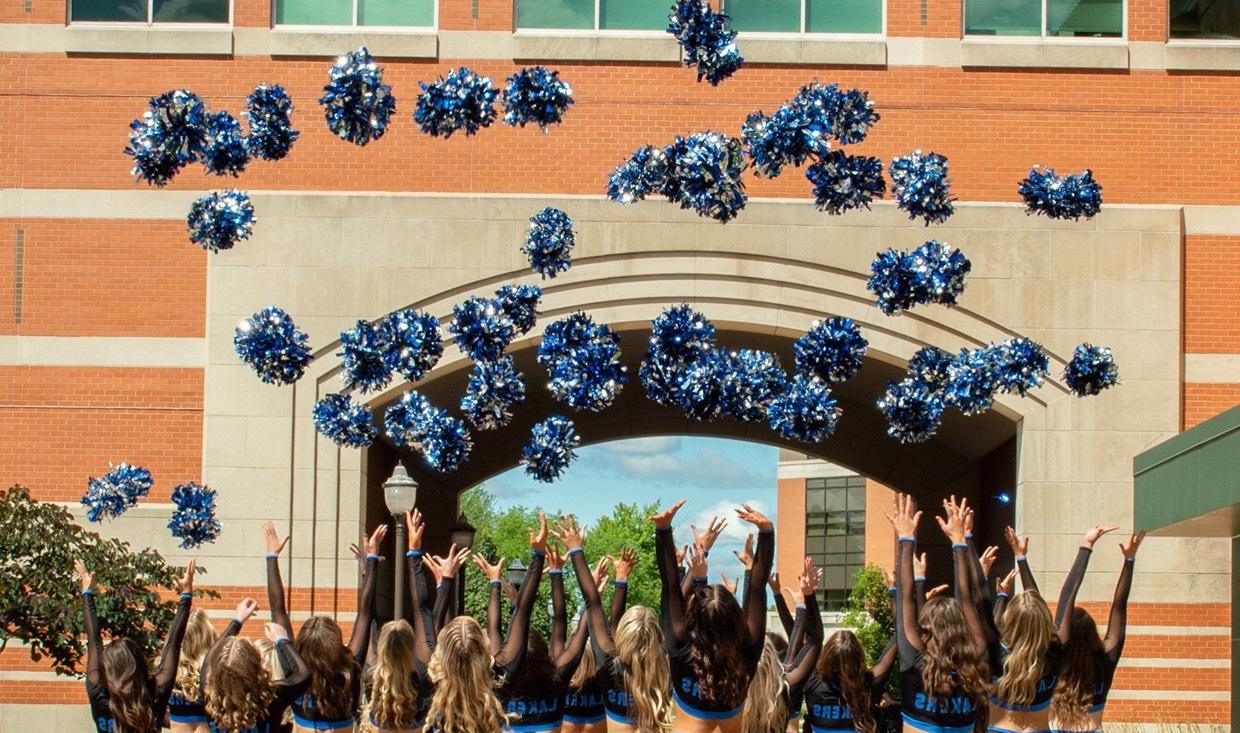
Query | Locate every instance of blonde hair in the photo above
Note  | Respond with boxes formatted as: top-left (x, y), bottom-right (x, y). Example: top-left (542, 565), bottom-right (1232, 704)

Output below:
top-left (253, 638), bottom-right (284, 682)
top-left (613, 606), bottom-right (674, 733)
top-left (427, 617), bottom-right (508, 733)
top-left (204, 636), bottom-right (276, 731)
top-left (996, 592), bottom-right (1056, 705)
top-left (174, 609), bottom-right (217, 701)
top-left (741, 637), bottom-right (789, 733)
top-left (568, 629), bottom-right (599, 690)
top-left (363, 621), bottom-right (421, 731)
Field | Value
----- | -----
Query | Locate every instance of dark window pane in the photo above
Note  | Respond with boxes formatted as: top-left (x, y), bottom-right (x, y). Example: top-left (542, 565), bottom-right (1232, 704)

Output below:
top-left (72, 0), bottom-right (146, 21)
top-left (824, 488), bottom-right (847, 512)
top-left (847, 483), bottom-right (866, 508)
top-left (517, 0), bottom-right (594, 29)
top-left (823, 566), bottom-right (847, 589)
top-left (1047, 0), bottom-right (1121, 36)
top-left (965, 0), bottom-right (1040, 35)
top-left (726, 0), bottom-right (800, 31)
top-left (153, 0), bottom-right (228, 21)
top-left (824, 536), bottom-right (846, 554)
top-left (807, 478), bottom-right (827, 490)
top-left (807, 0), bottom-right (882, 32)
top-left (1171, 0), bottom-right (1240, 38)
top-left (807, 489), bottom-right (826, 514)
top-left (807, 536), bottom-right (827, 554)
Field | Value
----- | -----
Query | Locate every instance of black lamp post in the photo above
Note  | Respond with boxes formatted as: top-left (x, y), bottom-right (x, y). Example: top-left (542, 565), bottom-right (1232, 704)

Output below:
top-left (507, 558), bottom-right (528, 595)
top-left (382, 463), bottom-right (417, 621)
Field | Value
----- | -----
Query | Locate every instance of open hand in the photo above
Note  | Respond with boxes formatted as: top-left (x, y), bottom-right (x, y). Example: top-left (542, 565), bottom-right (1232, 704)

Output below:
top-left (935, 496), bottom-right (968, 544)
top-left (650, 500), bottom-right (686, 530)
top-left (74, 559), bottom-right (94, 594)
top-left (886, 493), bottom-right (922, 539)
top-left (264, 622), bottom-right (289, 643)
top-left (800, 556), bottom-right (821, 596)
top-left (1120, 530), bottom-right (1147, 558)
top-left (720, 573), bottom-right (737, 595)
top-left (913, 552), bottom-right (927, 579)
top-left (436, 544), bottom-right (471, 579)
top-left (768, 572), bottom-right (782, 594)
top-left (997, 567), bottom-right (1018, 595)
top-left (686, 544), bottom-right (707, 579)
top-left (735, 504), bottom-right (773, 532)
top-left (423, 555), bottom-right (443, 586)
top-left (529, 512), bottom-right (549, 553)
top-left (174, 559), bottom-right (197, 595)
top-left (547, 544), bottom-right (566, 572)
top-left (405, 508), bottom-right (425, 552)
top-left (365, 524), bottom-right (389, 558)
top-left (1004, 526), bottom-right (1029, 557)
top-left (472, 554), bottom-right (504, 582)
top-left (553, 514), bottom-right (585, 551)
top-left (1083, 523), bottom-right (1120, 549)
top-left (610, 548), bottom-right (638, 581)
top-left (979, 546), bottom-right (998, 578)
top-left (925, 584), bottom-right (950, 601)
top-left (263, 522), bottom-right (290, 557)
top-left (733, 534), bottom-right (754, 571)
top-left (235, 597), bottom-right (259, 624)
top-left (691, 515), bottom-right (727, 553)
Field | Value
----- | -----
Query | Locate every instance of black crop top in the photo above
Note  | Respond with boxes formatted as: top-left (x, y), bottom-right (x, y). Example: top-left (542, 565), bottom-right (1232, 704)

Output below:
top-left (83, 592), bottom-right (191, 733)
top-left (200, 618), bottom-right (311, 733)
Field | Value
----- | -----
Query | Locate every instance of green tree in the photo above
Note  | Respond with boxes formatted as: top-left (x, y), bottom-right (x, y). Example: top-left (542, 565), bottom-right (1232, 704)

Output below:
top-left (0, 485), bottom-right (216, 677)
top-left (839, 563), bottom-right (894, 665)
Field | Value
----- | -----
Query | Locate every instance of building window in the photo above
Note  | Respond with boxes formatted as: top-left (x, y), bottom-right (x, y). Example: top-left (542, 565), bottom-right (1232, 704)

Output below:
top-left (275, 0), bottom-right (435, 27)
top-left (516, 0), bottom-right (668, 30)
top-left (725, 0), bottom-right (883, 34)
top-left (71, 0), bottom-right (228, 23)
top-left (804, 475), bottom-right (866, 611)
top-left (964, 0), bottom-right (1122, 37)
top-left (1171, 0), bottom-right (1240, 39)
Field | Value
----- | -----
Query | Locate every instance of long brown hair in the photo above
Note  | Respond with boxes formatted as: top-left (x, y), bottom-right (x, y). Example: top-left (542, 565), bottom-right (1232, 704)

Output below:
top-left (685, 584), bottom-right (752, 708)
top-left (427, 617), bottom-right (508, 733)
top-left (296, 615), bottom-right (358, 721)
top-left (817, 630), bottom-right (877, 733)
top-left (363, 621), bottom-right (421, 731)
top-left (102, 638), bottom-right (155, 733)
top-left (509, 630), bottom-right (556, 698)
top-left (174, 609), bottom-right (216, 702)
top-left (1051, 608), bottom-right (1105, 730)
top-left (917, 598), bottom-right (990, 707)
top-left (204, 636), bottom-right (276, 731)
top-left (995, 592), bottom-right (1055, 705)
top-left (613, 606), bottom-right (673, 733)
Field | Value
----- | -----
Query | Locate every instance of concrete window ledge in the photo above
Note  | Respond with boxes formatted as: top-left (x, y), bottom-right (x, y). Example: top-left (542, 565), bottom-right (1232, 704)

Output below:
top-left (266, 30), bottom-right (437, 58)
top-left (739, 36), bottom-right (886, 66)
top-left (1164, 42), bottom-right (1240, 72)
top-left (64, 25), bottom-right (233, 55)
top-left (512, 32), bottom-right (680, 62)
top-left (960, 39), bottom-right (1128, 69)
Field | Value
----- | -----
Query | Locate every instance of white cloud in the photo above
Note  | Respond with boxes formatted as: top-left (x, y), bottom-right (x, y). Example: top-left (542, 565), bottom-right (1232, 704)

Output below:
top-left (597, 436), bottom-right (683, 456)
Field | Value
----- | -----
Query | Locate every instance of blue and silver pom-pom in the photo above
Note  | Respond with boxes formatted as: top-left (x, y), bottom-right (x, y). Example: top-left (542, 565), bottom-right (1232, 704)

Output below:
top-left (867, 248), bottom-right (918, 316)
top-left (639, 305), bottom-right (718, 405)
top-left (1063, 343), bottom-right (1119, 397)
top-left (806, 151), bottom-right (886, 215)
top-left (461, 356), bottom-right (527, 430)
top-left (991, 337), bottom-right (1049, 397)
top-left (668, 0), bottom-right (743, 86)
top-left (741, 110), bottom-right (796, 179)
top-left (502, 66), bottom-right (574, 132)
top-left (767, 374), bottom-right (841, 443)
top-left (945, 347), bottom-right (998, 416)
top-left (384, 391), bottom-right (434, 446)
top-left (414, 66), bottom-right (498, 138)
top-left (906, 345), bottom-right (954, 390)
top-left (877, 379), bottom-right (945, 444)
top-left (338, 319), bottom-right (394, 394)
top-left (81, 463), bottom-right (153, 523)
top-left (379, 309), bottom-right (442, 383)
top-left (313, 394), bottom-right (378, 448)
top-left (538, 312), bottom-right (597, 366)
top-left (667, 132), bottom-right (749, 223)
top-left (910, 240), bottom-right (970, 307)
top-left (675, 348), bottom-right (731, 422)
top-left (541, 314), bottom-right (628, 412)
top-left (168, 481), bottom-right (221, 549)
top-left (234, 306), bottom-right (312, 386)
top-left (244, 84), bottom-right (299, 161)
top-left (449, 295), bottom-right (516, 362)
top-left (524, 207), bottom-right (575, 279)
top-left (125, 89), bottom-right (209, 187)
top-left (495, 284), bottom-right (542, 336)
top-left (607, 145), bottom-right (671, 204)
top-left (1018, 166), bottom-right (1102, 221)
top-left (417, 410), bottom-right (473, 472)
top-left (794, 317), bottom-right (869, 385)
top-left (889, 151), bottom-right (955, 226)
top-left (722, 349), bottom-right (787, 422)
top-left (828, 87), bottom-right (880, 145)
top-left (319, 46), bottom-right (397, 147)
top-left (201, 111), bottom-right (250, 177)
top-left (187, 189), bottom-right (255, 254)
top-left (521, 415), bottom-right (580, 483)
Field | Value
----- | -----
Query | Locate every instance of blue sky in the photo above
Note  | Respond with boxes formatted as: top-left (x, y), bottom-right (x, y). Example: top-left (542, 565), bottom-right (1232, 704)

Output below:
top-left (484, 436), bottom-right (778, 581)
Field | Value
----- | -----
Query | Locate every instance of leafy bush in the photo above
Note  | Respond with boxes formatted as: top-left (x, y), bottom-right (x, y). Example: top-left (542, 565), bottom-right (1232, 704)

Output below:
top-left (839, 563), bottom-right (894, 665)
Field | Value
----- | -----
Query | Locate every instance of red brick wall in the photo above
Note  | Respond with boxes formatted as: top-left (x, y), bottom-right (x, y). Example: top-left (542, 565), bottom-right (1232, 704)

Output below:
top-left (1185, 235), bottom-right (1240, 355)
top-left (1184, 382), bottom-right (1240, 429)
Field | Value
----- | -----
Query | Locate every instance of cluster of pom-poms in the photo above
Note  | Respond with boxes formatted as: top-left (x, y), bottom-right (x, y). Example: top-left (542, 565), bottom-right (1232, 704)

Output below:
top-left (338, 311), bottom-right (445, 393)
top-left (1064, 343), bottom-right (1119, 396)
top-left (608, 132), bottom-right (748, 222)
top-left (524, 207), bottom-right (575, 279)
top-left (640, 305), bottom-right (718, 407)
top-left (313, 394), bottom-right (378, 448)
top-left (450, 285), bottom-right (542, 363)
top-left (538, 313), bottom-right (628, 412)
top-left (234, 306), bottom-right (313, 386)
top-left (384, 392), bottom-right (474, 472)
top-left (867, 240), bottom-right (972, 315)
top-left (320, 46), bottom-right (397, 146)
top-left (743, 83), bottom-right (879, 177)
top-left (521, 415), bottom-right (581, 482)
top-left (187, 190), bottom-right (255, 254)
top-left (1018, 166), bottom-right (1103, 221)
top-left (461, 356), bottom-right (527, 430)
top-left (889, 151), bottom-right (955, 225)
top-left (794, 318), bottom-right (868, 385)
top-left (168, 481), bottom-right (221, 549)
top-left (81, 463), bottom-right (153, 523)
top-left (415, 67), bottom-right (498, 138)
top-left (245, 84), bottom-right (299, 161)
top-left (807, 151), bottom-right (886, 215)
top-left (668, 0), bottom-right (743, 86)
top-left (503, 67), bottom-right (574, 132)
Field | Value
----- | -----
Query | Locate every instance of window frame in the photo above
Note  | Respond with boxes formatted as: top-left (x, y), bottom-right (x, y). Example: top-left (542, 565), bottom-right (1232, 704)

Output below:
top-left (1167, 1), bottom-right (1240, 44)
top-left (271, 0), bottom-right (438, 32)
top-left (514, 0), bottom-right (666, 34)
top-left (513, 0), bottom-right (884, 36)
top-left (804, 475), bottom-right (867, 612)
top-left (725, 0), bottom-right (887, 38)
top-left (961, 0), bottom-right (1127, 40)
top-left (68, 0), bottom-right (234, 26)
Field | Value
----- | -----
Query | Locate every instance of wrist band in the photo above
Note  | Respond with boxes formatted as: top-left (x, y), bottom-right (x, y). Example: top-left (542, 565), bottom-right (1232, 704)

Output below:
top-left (951, 542), bottom-right (968, 549)
top-left (407, 550), bottom-right (422, 558)
top-left (234, 617), bottom-right (246, 625)
top-left (1015, 555), bottom-right (1027, 562)
top-left (914, 577), bottom-right (926, 583)
top-left (531, 549), bottom-right (546, 558)
top-left (996, 592), bottom-right (1010, 599)
top-left (266, 553), bottom-right (279, 560)
top-left (489, 579), bottom-right (501, 586)
top-left (655, 526), bottom-right (673, 534)
top-left (613, 579), bottom-right (628, 586)
top-left (795, 604), bottom-right (807, 610)
top-left (898, 536), bottom-right (915, 543)
top-left (692, 577), bottom-right (708, 585)
top-left (275, 636), bottom-right (289, 644)
top-left (366, 553), bottom-right (380, 561)
top-left (1124, 556), bottom-right (1135, 563)
top-left (81, 589), bottom-right (94, 596)
top-left (965, 533), bottom-right (974, 540)
top-left (888, 587), bottom-right (897, 594)
top-left (180, 593), bottom-right (192, 601)
top-left (568, 547), bottom-right (584, 556)
top-left (548, 569), bottom-right (563, 576)
top-left (758, 528), bottom-right (774, 536)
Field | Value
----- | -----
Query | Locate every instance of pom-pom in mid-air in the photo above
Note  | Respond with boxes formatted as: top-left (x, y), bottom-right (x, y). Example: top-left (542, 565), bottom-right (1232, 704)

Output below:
top-left (889, 151), bottom-right (955, 225)
top-left (450, 296), bottom-right (516, 363)
top-left (81, 463), bottom-right (153, 523)
top-left (338, 319), bottom-right (394, 394)
top-left (320, 46), bottom-right (397, 147)
top-left (991, 337), bottom-right (1049, 397)
top-left (379, 309), bottom-right (443, 383)
top-left (906, 346), bottom-right (954, 390)
top-left (522, 416), bottom-right (580, 483)
top-left (201, 111), bottom-right (250, 177)
top-left (234, 306), bottom-right (313, 386)
top-left (495, 284), bottom-right (542, 336)
top-left (384, 391), bottom-right (433, 446)
top-left (125, 89), bottom-right (209, 187)
top-left (313, 394), bottom-right (378, 448)
top-left (461, 356), bottom-right (527, 430)
top-left (187, 190), bottom-right (255, 254)
top-left (414, 67), bottom-right (498, 138)
top-left (721, 349), bottom-right (787, 423)
top-left (793, 317), bottom-right (868, 384)
top-left (539, 313), bottom-right (628, 412)
top-left (675, 348), bottom-right (730, 422)
top-left (607, 145), bottom-right (671, 205)
top-left (877, 379), bottom-right (946, 444)
top-left (742, 83), bottom-right (880, 180)
top-left (640, 305), bottom-right (718, 405)
top-left (867, 241), bottom-right (971, 315)
top-left (244, 84), bottom-right (299, 161)
top-left (168, 481), bottom-right (222, 549)
top-left (944, 347), bottom-right (998, 416)
top-left (666, 132), bottom-right (749, 222)
top-left (667, 0), bottom-right (743, 86)
top-left (1018, 166), bottom-right (1103, 221)
top-left (417, 409), bottom-right (473, 473)
top-left (767, 374), bottom-right (841, 443)
top-left (524, 208), bottom-right (576, 279)
top-left (1064, 343), bottom-right (1119, 397)
top-left (806, 151), bottom-right (886, 215)
top-left (502, 67), bottom-right (574, 132)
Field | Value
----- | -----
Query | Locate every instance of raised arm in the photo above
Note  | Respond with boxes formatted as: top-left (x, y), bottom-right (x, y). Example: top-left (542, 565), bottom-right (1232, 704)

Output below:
top-left (767, 573), bottom-right (794, 637)
top-left (496, 513), bottom-right (548, 672)
top-left (74, 560), bottom-right (103, 687)
top-left (736, 504), bottom-right (775, 643)
top-left (349, 525), bottom-right (386, 664)
top-left (994, 567), bottom-right (1017, 630)
top-left (608, 548), bottom-right (637, 634)
top-left (262, 522), bottom-right (293, 633)
top-left (1005, 526), bottom-right (1039, 594)
top-left (153, 561), bottom-right (198, 691)
top-left (785, 558), bottom-right (824, 688)
top-left (913, 551), bottom-right (929, 617)
top-left (472, 554), bottom-right (505, 657)
top-left (890, 494), bottom-right (924, 662)
top-left (431, 544), bottom-right (470, 637)
top-left (1055, 524), bottom-right (1116, 644)
top-left (404, 510), bottom-right (435, 664)
top-left (202, 598), bottom-right (258, 684)
top-left (556, 515), bottom-right (617, 659)
top-left (548, 546), bottom-right (568, 659)
top-left (652, 500), bottom-right (689, 644)
top-left (265, 621), bottom-right (310, 703)
top-left (938, 498), bottom-right (988, 649)
top-left (1106, 531), bottom-right (1144, 661)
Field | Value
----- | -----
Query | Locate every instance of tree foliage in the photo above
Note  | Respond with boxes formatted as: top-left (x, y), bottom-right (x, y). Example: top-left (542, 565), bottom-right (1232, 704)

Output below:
top-left (839, 563), bottom-right (894, 665)
top-left (0, 485), bottom-right (215, 677)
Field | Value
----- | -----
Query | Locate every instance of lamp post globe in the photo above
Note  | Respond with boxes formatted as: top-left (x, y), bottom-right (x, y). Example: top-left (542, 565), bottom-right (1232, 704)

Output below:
top-left (383, 463), bottom-right (418, 621)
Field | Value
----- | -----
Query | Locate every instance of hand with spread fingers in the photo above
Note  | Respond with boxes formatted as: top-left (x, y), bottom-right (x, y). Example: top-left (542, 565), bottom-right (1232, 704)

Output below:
top-left (650, 500), bottom-right (686, 530)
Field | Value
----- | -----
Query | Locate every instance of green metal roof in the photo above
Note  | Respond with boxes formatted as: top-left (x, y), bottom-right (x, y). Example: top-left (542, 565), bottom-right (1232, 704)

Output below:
top-left (1134, 403), bottom-right (1240, 537)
